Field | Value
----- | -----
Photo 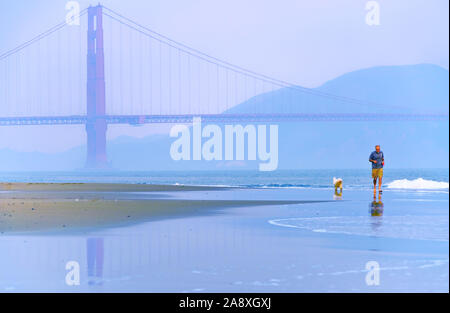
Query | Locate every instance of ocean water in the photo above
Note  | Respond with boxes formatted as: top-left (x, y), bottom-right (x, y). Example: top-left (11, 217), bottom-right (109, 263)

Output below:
top-left (1, 168), bottom-right (448, 191)
top-left (0, 169), bottom-right (448, 292)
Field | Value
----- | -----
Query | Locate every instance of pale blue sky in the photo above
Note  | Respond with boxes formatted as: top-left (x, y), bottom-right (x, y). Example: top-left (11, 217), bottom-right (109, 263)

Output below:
top-left (0, 0), bottom-right (448, 152)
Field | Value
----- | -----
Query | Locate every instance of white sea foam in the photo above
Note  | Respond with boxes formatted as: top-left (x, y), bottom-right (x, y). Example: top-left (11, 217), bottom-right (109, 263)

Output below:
top-left (386, 178), bottom-right (449, 190)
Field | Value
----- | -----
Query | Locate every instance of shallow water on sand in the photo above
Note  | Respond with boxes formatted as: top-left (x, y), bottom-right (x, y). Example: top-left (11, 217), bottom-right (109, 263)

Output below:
top-left (0, 186), bottom-right (447, 292)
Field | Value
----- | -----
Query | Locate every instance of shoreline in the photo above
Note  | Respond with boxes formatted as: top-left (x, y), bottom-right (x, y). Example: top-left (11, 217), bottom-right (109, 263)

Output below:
top-left (0, 182), bottom-right (328, 234)
top-left (0, 182), bottom-right (230, 192)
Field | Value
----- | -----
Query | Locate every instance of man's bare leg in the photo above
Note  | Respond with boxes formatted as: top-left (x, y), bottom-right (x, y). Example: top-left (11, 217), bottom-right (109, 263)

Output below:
top-left (373, 178), bottom-right (377, 197)
top-left (378, 177), bottom-right (382, 194)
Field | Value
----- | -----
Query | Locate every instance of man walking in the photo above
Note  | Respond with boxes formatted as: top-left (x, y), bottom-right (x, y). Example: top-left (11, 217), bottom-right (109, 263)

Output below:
top-left (369, 145), bottom-right (384, 197)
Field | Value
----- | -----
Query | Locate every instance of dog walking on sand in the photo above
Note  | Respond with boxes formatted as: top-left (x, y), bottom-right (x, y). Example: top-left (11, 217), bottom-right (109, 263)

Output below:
top-left (333, 177), bottom-right (343, 194)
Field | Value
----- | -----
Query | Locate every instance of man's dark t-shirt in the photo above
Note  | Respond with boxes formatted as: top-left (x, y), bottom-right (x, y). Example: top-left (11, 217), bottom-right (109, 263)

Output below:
top-left (369, 151), bottom-right (384, 169)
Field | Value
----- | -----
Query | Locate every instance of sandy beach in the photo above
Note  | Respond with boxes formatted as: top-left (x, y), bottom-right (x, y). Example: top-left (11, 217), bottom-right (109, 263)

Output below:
top-left (0, 180), bottom-right (448, 292)
top-left (0, 182), bottom-right (228, 192)
top-left (0, 182), bottom-right (317, 233)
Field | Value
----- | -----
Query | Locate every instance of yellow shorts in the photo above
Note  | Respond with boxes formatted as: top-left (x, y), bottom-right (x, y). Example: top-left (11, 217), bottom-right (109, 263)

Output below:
top-left (372, 168), bottom-right (383, 179)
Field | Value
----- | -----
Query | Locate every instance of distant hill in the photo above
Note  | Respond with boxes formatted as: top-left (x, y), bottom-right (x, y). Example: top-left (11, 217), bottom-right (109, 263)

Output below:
top-left (227, 63), bottom-right (449, 114)
top-left (317, 64), bottom-right (449, 114)
top-left (1, 64), bottom-right (448, 171)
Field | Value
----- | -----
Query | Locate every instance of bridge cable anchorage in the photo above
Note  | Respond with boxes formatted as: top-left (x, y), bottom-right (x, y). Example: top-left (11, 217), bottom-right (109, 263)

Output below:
top-left (101, 5), bottom-right (407, 110)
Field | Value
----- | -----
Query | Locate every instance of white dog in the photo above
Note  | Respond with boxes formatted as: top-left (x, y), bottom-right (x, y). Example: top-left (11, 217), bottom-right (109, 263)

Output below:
top-left (333, 177), bottom-right (343, 192)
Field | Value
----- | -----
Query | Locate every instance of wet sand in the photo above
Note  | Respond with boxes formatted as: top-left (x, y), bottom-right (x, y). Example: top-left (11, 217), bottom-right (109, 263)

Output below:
top-left (0, 184), bottom-right (447, 292)
top-left (0, 182), bottom-right (227, 192)
top-left (0, 182), bottom-right (320, 233)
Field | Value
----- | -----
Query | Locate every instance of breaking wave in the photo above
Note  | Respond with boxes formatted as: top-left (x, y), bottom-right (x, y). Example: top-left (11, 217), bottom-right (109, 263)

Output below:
top-left (386, 178), bottom-right (449, 190)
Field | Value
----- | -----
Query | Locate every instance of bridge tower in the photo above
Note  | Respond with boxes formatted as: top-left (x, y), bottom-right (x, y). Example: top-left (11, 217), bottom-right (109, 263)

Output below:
top-left (86, 5), bottom-right (108, 168)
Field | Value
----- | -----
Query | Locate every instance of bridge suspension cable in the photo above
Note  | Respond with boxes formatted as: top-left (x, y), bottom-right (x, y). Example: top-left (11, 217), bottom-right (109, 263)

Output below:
top-left (101, 5), bottom-right (406, 111)
top-left (0, 9), bottom-right (88, 61)
top-left (0, 4), bottom-right (446, 121)
top-left (0, 8), bottom-right (88, 117)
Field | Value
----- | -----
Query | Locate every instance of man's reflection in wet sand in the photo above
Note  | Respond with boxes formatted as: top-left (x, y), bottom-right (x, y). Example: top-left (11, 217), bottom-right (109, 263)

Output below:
top-left (87, 238), bottom-right (104, 286)
top-left (370, 193), bottom-right (384, 216)
top-left (369, 193), bottom-right (384, 232)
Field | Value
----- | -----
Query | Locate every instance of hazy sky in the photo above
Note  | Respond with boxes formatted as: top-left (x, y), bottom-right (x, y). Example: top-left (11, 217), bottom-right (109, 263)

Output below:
top-left (0, 0), bottom-right (448, 152)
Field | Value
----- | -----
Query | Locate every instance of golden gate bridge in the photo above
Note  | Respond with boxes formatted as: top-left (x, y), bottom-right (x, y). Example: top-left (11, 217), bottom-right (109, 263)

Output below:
top-left (0, 5), bottom-right (447, 168)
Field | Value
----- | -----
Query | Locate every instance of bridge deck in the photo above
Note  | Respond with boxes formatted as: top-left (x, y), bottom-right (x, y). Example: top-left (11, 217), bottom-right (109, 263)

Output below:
top-left (0, 113), bottom-right (448, 126)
